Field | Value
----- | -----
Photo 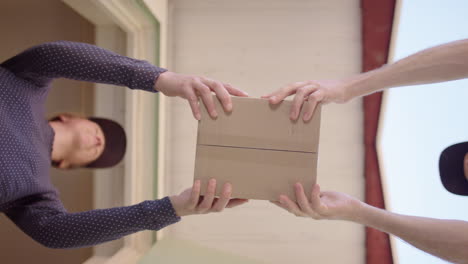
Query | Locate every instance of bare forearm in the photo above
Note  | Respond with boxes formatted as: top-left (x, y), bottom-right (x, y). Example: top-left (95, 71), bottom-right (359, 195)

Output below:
top-left (354, 203), bottom-right (468, 263)
top-left (344, 39), bottom-right (468, 100)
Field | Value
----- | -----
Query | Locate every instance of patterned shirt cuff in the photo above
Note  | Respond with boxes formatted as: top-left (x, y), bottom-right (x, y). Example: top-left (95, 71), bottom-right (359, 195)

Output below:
top-left (130, 61), bottom-right (167, 93)
top-left (141, 197), bottom-right (181, 230)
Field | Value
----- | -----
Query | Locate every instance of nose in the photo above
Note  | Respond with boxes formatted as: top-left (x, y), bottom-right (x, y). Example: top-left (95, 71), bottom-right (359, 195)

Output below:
top-left (86, 135), bottom-right (100, 148)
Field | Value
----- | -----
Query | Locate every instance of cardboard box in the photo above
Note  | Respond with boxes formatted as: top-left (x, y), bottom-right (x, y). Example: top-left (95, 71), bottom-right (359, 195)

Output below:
top-left (194, 96), bottom-right (321, 201)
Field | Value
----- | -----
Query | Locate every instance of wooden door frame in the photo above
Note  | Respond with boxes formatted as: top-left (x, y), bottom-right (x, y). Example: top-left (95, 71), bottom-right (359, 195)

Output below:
top-left (62, 1), bottom-right (167, 263)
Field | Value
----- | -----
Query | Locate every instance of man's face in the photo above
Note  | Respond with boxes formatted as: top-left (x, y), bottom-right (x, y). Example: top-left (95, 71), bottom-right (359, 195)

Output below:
top-left (60, 116), bottom-right (106, 168)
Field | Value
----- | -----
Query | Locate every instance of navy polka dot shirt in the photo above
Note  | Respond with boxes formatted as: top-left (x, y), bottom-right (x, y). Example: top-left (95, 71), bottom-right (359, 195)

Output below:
top-left (0, 41), bottom-right (180, 249)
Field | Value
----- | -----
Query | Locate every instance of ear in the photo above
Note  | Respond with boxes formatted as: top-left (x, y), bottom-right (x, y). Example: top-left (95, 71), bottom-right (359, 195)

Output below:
top-left (57, 160), bottom-right (71, 170)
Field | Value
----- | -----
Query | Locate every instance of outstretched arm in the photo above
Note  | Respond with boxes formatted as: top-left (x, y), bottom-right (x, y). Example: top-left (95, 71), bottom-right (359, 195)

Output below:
top-left (273, 183), bottom-right (468, 263)
top-left (7, 180), bottom-right (247, 249)
top-left (345, 38), bottom-right (468, 99)
top-left (6, 194), bottom-right (180, 249)
top-left (1, 41), bottom-right (165, 91)
top-left (1, 41), bottom-right (249, 120)
top-left (263, 39), bottom-right (468, 121)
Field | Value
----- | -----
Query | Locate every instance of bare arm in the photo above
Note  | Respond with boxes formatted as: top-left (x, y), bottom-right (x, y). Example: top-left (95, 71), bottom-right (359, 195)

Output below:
top-left (345, 39), bottom-right (468, 99)
top-left (264, 39), bottom-right (468, 121)
top-left (356, 202), bottom-right (468, 263)
top-left (274, 183), bottom-right (468, 263)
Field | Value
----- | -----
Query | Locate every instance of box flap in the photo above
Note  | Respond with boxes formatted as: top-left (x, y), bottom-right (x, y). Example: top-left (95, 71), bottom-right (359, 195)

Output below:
top-left (197, 96), bottom-right (321, 153)
top-left (194, 145), bottom-right (317, 201)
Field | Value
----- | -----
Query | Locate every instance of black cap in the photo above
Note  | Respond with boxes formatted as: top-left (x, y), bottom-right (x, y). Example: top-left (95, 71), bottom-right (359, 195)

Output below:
top-left (439, 142), bottom-right (468, 196)
top-left (86, 117), bottom-right (127, 168)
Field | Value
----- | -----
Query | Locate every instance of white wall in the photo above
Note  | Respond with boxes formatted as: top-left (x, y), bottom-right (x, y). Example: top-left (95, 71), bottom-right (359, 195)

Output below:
top-left (156, 0), bottom-right (364, 263)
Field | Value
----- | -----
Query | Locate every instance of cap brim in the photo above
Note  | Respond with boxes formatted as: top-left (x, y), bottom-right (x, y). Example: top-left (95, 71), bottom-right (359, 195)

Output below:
top-left (439, 142), bottom-right (468, 196)
top-left (86, 118), bottom-right (126, 168)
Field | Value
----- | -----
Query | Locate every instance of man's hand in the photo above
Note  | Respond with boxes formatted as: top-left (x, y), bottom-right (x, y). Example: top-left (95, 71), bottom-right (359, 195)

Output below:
top-left (271, 183), bottom-right (363, 221)
top-left (169, 179), bottom-right (249, 217)
top-left (155, 71), bottom-right (249, 120)
top-left (262, 80), bottom-right (348, 121)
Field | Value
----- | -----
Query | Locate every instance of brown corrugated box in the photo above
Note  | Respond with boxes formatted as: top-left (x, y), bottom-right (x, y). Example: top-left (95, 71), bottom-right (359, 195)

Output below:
top-left (194, 96), bottom-right (321, 201)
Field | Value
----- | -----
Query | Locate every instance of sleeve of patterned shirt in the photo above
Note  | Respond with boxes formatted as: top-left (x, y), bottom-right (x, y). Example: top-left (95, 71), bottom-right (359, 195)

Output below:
top-left (1, 40), bottom-right (167, 90)
top-left (5, 193), bottom-right (180, 249)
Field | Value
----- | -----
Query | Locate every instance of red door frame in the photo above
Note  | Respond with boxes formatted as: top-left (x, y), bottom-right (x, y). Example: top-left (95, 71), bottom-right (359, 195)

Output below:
top-left (361, 1), bottom-right (396, 263)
